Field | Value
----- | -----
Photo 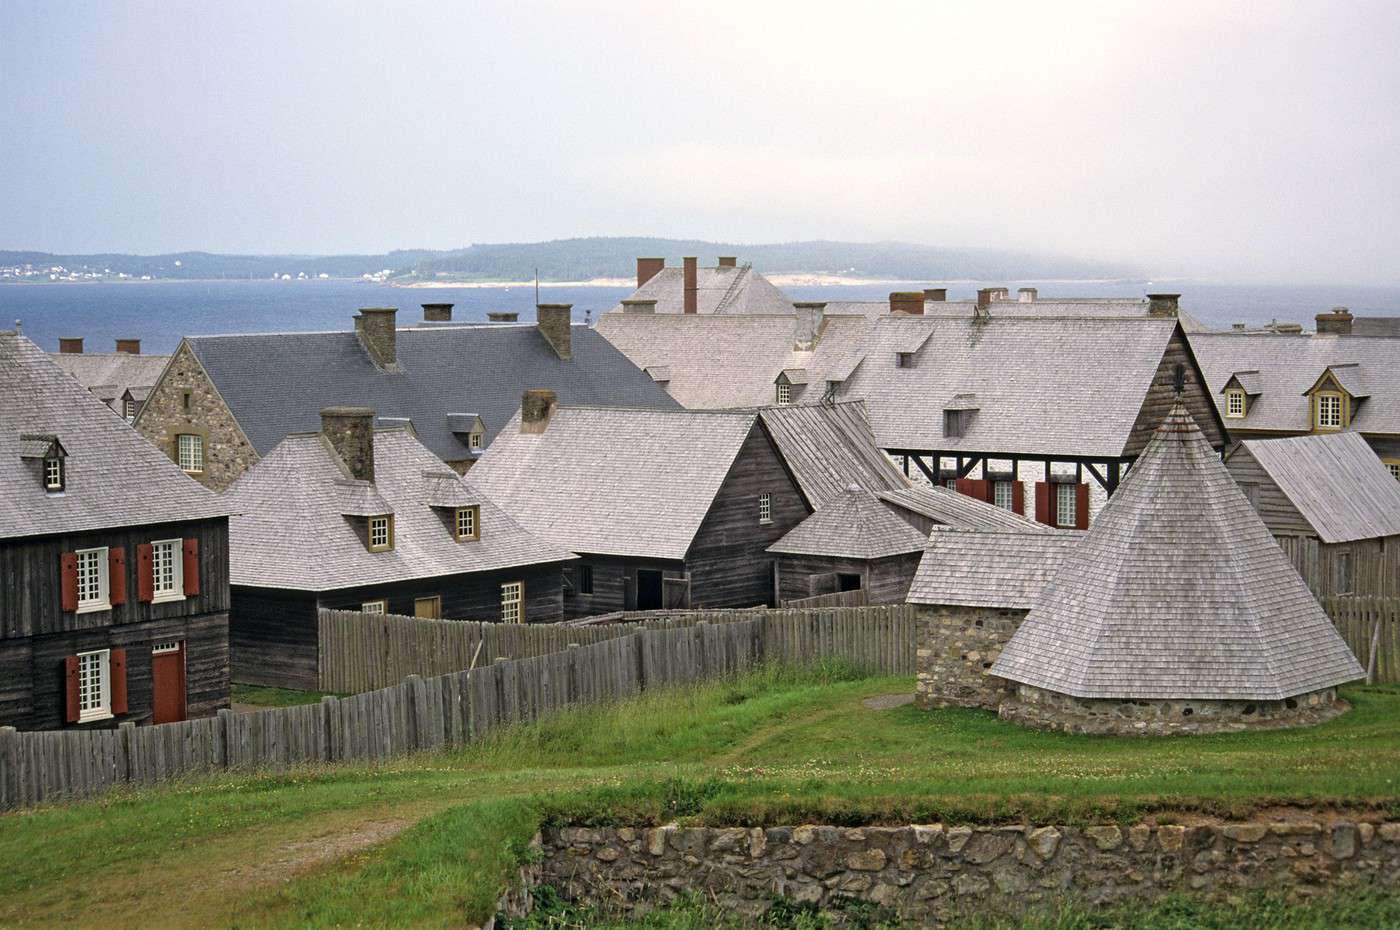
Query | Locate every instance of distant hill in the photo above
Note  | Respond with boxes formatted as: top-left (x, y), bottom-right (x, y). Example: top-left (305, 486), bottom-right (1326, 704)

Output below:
top-left (1, 238), bottom-right (1142, 283)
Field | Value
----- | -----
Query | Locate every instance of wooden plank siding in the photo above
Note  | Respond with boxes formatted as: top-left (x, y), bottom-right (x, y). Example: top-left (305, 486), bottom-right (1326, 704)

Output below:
top-left (774, 553), bottom-right (921, 606)
top-left (229, 587), bottom-right (319, 689)
top-left (1122, 325), bottom-right (1225, 458)
top-left (1278, 536), bottom-right (1399, 599)
top-left (1224, 444), bottom-right (1315, 536)
top-left (559, 555), bottom-right (687, 619)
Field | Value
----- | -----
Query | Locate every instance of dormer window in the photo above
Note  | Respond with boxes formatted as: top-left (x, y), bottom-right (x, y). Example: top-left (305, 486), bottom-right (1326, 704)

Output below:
top-left (775, 382), bottom-right (792, 405)
top-left (454, 505), bottom-right (480, 542)
top-left (896, 352), bottom-right (915, 369)
top-left (468, 431), bottom-right (484, 451)
top-left (368, 514), bottom-right (394, 552)
top-left (1313, 392), bottom-right (1345, 431)
top-left (1225, 388), bottom-right (1246, 418)
top-left (1385, 459), bottom-right (1400, 481)
top-left (44, 456), bottom-right (64, 492)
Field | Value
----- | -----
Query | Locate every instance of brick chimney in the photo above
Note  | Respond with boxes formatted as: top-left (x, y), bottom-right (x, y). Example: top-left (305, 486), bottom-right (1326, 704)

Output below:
top-left (537, 304), bottom-right (572, 360)
top-left (683, 257), bottom-right (698, 314)
top-left (521, 389), bottom-right (558, 434)
top-left (636, 257), bottom-right (665, 289)
top-left (889, 292), bottom-right (924, 315)
top-left (621, 299), bottom-right (658, 313)
top-left (488, 311), bottom-right (520, 323)
top-left (58, 337), bottom-right (83, 354)
top-left (320, 406), bottom-right (376, 482)
top-left (923, 288), bottom-right (947, 302)
top-left (1018, 288), bottom-right (1037, 303)
top-left (1316, 306), bottom-right (1354, 335)
top-left (975, 289), bottom-right (994, 313)
top-left (353, 308), bottom-right (398, 369)
top-left (1146, 294), bottom-right (1180, 318)
top-left (115, 338), bottom-right (141, 354)
top-left (421, 303), bottom-right (453, 322)
top-left (717, 256), bottom-right (738, 268)
top-left (992, 287), bottom-right (1010, 301)
top-left (793, 302), bottom-right (827, 351)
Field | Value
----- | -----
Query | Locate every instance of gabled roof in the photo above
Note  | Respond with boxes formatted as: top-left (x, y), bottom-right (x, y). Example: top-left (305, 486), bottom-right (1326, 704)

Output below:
top-left (616, 265), bottom-right (795, 315)
top-left (768, 485), bottom-right (926, 559)
top-left (225, 428), bottom-right (570, 591)
top-left (1307, 363), bottom-right (1369, 399)
top-left (467, 406), bottom-right (761, 560)
top-left (822, 297), bottom-right (1213, 333)
top-left (1232, 432), bottom-right (1400, 544)
top-left (1223, 370), bottom-right (1263, 395)
top-left (879, 485), bottom-right (1050, 533)
top-left (1, 332), bottom-right (230, 540)
top-left (17, 434), bottom-right (64, 460)
top-left (906, 528), bottom-right (1083, 608)
top-left (181, 323), bottom-right (679, 464)
top-left (49, 351), bottom-right (170, 410)
top-left (991, 402), bottom-right (1363, 701)
top-left (757, 401), bottom-right (908, 509)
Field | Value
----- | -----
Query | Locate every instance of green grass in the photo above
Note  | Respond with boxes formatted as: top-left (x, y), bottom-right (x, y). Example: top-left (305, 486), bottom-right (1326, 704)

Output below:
top-left (3, 663), bottom-right (1399, 929)
top-left (230, 683), bottom-right (339, 707)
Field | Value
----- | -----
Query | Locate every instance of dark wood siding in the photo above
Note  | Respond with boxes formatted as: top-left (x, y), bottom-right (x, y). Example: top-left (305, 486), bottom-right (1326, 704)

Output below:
top-left (1278, 535), bottom-right (1399, 598)
top-left (318, 562), bottom-right (567, 625)
top-left (229, 587), bottom-right (319, 689)
top-left (559, 555), bottom-right (686, 619)
top-left (1124, 326), bottom-right (1225, 457)
top-left (775, 552), bottom-right (921, 605)
top-left (1224, 445), bottom-right (1314, 536)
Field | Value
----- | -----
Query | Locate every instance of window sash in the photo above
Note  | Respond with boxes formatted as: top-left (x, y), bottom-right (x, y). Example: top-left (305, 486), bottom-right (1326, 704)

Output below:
top-left (775, 383), bottom-right (791, 405)
top-left (76, 547), bottom-right (109, 610)
top-left (993, 481), bottom-right (1014, 510)
top-left (455, 507), bottom-right (478, 541)
top-left (177, 434), bottom-right (204, 472)
top-left (77, 649), bottom-right (110, 721)
top-left (361, 600), bottom-right (387, 615)
top-left (1387, 462), bottom-right (1400, 481)
top-left (501, 582), bottom-right (523, 623)
top-left (1225, 390), bottom-right (1245, 417)
top-left (1055, 484), bottom-right (1077, 527)
top-left (1316, 393), bottom-right (1342, 429)
top-left (151, 539), bottom-right (183, 599)
top-left (44, 457), bottom-right (63, 490)
top-left (468, 431), bottom-right (484, 450)
top-left (368, 516), bottom-right (392, 550)
top-left (758, 492), bottom-right (772, 524)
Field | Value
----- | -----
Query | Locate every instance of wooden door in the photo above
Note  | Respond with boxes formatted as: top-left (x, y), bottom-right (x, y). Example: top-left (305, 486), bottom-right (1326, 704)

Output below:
top-left (414, 596), bottom-right (442, 619)
top-left (151, 641), bottom-right (187, 724)
top-left (636, 570), bottom-right (663, 610)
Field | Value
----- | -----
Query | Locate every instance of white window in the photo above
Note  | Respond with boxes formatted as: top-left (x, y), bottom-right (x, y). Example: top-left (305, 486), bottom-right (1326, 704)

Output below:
top-left (1386, 461), bottom-right (1400, 481)
top-left (76, 547), bottom-right (110, 613)
top-left (944, 478), bottom-right (956, 490)
top-left (151, 539), bottom-right (183, 602)
top-left (468, 431), bottom-right (484, 450)
top-left (1056, 483), bottom-right (1078, 527)
top-left (775, 382), bottom-right (792, 405)
top-left (1225, 389), bottom-right (1245, 418)
top-left (993, 481), bottom-right (1015, 510)
top-left (177, 434), bottom-right (204, 473)
top-left (758, 492), bottom-right (772, 524)
top-left (361, 600), bottom-right (387, 615)
top-left (501, 581), bottom-right (523, 624)
top-left (368, 515), bottom-right (393, 551)
top-left (77, 649), bottom-right (111, 722)
top-left (123, 399), bottom-right (137, 422)
top-left (44, 457), bottom-right (64, 491)
top-left (455, 506), bottom-right (479, 541)
top-left (1316, 393), bottom-right (1342, 429)
top-left (152, 641), bottom-right (181, 654)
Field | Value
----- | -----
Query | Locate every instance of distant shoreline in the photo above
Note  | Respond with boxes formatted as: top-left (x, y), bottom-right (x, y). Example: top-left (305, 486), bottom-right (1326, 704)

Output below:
top-left (2, 274), bottom-right (1154, 289)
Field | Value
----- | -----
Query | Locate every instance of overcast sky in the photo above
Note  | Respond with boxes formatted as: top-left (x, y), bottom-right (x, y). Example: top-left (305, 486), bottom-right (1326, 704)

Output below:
top-left (3, 1), bottom-right (1398, 282)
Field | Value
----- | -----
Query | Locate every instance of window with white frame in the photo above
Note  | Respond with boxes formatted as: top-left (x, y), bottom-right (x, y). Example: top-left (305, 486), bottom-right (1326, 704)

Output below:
top-left (1055, 483), bottom-right (1078, 527)
top-left (361, 600), bottom-right (387, 615)
top-left (368, 515), bottom-right (393, 551)
top-left (1386, 460), bottom-right (1400, 481)
top-left (76, 547), bottom-right (109, 612)
top-left (77, 649), bottom-right (111, 721)
top-left (123, 399), bottom-right (137, 422)
top-left (993, 481), bottom-right (1015, 510)
top-left (177, 434), bottom-right (204, 473)
top-left (1225, 388), bottom-right (1246, 418)
top-left (775, 382), bottom-right (792, 405)
top-left (468, 431), bottom-right (484, 450)
top-left (44, 456), bottom-right (64, 491)
top-left (1315, 393), bottom-right (1343, 430)
top-left (944, 478), bottom-right (956, 490)
top-left (151, 539), bottom-right (183, 601)
top-left (455, 506), bottom-right (479, 541)
top-left (758, 492), bottom-right (772, 524)
top-left (501, 581), bottom-right (523, 623)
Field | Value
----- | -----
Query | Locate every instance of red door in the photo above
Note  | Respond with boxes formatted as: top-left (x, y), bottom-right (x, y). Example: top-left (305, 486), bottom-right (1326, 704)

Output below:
top-left (151, 641), bottom-right (187, 724)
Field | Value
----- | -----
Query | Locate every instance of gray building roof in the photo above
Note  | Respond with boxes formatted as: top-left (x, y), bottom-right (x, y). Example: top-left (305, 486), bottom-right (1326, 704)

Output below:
top-left (1, 332), bottom-right (230, 540)
top-left (991, 402), bottom-right (1363, 701)
top-left (225, 427), bottom-right (571, 591)
top-left (1231, 432), bottom-right (1400, 544)
top-left (1191, 331), bottom-right (1400, 436)
top-left (179, 320), bottom-right (679, 465)
top-left (906, 528), bottom-right (1083, 608)
top-left (49, 351), bottom-right (170, 411)
top-left (467, 405), bottom-right (761, 560)
top-left (768, 484), bottom-right (927, 559)
top-left (614, 264), bottom-right (795, 315)
top-left (756, 401), bottom-right (908, 508)
top-left (823, 297), bottom-right (1212, 333)
top-left (879, 485), bottom-right (1051, 533)
top-left (1351, 317), bottom-right (1400, 338)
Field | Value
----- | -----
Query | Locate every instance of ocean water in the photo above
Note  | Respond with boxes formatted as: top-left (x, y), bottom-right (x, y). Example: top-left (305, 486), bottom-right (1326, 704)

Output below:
top-left (1, 278), bottom-right (1397, 355)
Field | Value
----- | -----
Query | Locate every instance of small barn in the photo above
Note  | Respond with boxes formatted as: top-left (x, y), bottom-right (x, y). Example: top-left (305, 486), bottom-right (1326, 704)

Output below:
top-left (1225, 431), bottom-right (1400, 597)
top-left (989, 401), bottom-right (1363, 736)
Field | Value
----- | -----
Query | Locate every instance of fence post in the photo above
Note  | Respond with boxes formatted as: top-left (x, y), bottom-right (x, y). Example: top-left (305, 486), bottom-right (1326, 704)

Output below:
top-left (118, 721), bottom-right (136, 784)
top-left (217, 708), bottom-right (236, 771)
top-left (0, 726), bottom-right (16, 810)
top-left (567, 644), bottom-right (580, 705)
top-left (321, 695), bottom-right (340, 762)
top-left (403, 675), bottom-right (422, 751)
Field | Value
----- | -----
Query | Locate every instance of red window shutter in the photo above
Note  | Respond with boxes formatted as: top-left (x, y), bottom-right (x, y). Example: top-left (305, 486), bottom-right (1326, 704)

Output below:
top-left (110, 648), bottom-right (128, 716)
top-left (974, 479), bottom-right (992, 502)
top-left (108, 548), bottom-right (127, 606)
top-left (137, 543), bottom-right (155, 603)
top-left (1011, 482), bottom-right (1025, 515)
top-left (182, 538), bottom-right (200, 596)
top-left (1075, 483), bottom-right (1090, 530)
top-left (60, 552), bottom-right (79, 612)
top-left (953, 478), bottom-right (976, 498)
top-left (63, 655), bottom-right (80, 723)
top-left (1034, 482), bottom-right (1054, 527)
top-left (954, 478), bottom-right (992, 502)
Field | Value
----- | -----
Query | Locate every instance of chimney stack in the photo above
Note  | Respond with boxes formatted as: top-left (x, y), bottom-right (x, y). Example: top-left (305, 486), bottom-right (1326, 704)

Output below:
top-left (58, 337), bottom-right (83, 354)
top-left (923, 288), bottom-right (947, 302)
top-left (793, 302), bottom-right (827, 351)
top-left (421, 303), bottom-right (453, 322)
top-left (320, 406), bottom-right (377, 482)
top-left (1146, 294), bottom-right (1180, 318)
top-left (487, 311), bottom-right (520, 323)
top-left (993, 287), bottom-right (1010, 301)
top-left (717, 256), bottom-right (738, 268)
top-left (1232, 323), bottom-right (1247, 332)
top-left (521, 389), bottom-right (558, 434)
top-left (889, 292), bottom-right (924, 316)
top-left (683, 257), bottom-right (698, 314)
top-left (353, 308), bottom-right (398, 368)
top-left (1315, 306), bottom-right (1353, 335)
top-left (115, 338), bottom-right (141, 354)
top-left (536, 304), bottom-right (573, 359)
top-left (1018, 288), bottom-right (1037, 303)
top-left (636, 257), bottom-right (665, 289)
top-left (621, 299), bottom-right (658, 314)
top-left (975, 288), bottom-right (995, 313)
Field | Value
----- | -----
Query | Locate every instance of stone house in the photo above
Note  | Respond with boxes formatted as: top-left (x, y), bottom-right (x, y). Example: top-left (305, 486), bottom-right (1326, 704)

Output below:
top-left (222, 406), bottom-right (574, 689)
top-left (1, 330), bottom-right (233, 730)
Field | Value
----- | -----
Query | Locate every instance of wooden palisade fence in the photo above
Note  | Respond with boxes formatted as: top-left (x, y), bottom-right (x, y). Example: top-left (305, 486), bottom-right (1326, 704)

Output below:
top-left (0, 606), bottom-right (913, 811)
top-left (1323, 596), bottom-right (1400, 684)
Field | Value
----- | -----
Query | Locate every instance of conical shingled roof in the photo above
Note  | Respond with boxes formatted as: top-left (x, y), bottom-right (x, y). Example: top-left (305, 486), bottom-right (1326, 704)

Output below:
top-left (767, 484), bottom-right (927, 560)
top-left (991, 400), bottom-right (1363, 701)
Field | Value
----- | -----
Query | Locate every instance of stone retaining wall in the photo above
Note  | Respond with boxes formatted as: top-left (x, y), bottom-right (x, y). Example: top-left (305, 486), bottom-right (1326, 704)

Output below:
top-left (537, 819), bottom-right (1400, 925)
top-left (914, 605), bottom-right (1024, 710)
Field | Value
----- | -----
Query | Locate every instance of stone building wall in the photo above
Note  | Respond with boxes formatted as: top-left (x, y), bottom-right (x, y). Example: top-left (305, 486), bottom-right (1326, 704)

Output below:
top-left (1000, 684), bottom-right (1348, 736)
top-left (536, 819), bottom-right (1400, 926)
top-left (914, 604), bottom-right (1025, 710)
top-left (134, 343), bottom-right (259, 491)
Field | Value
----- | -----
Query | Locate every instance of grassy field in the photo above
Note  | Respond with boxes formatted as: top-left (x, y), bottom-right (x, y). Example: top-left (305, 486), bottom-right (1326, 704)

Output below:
top-left (2, 662), bottom-right (1399, 929)
top-left (230, 682), bottom-right (340, 707)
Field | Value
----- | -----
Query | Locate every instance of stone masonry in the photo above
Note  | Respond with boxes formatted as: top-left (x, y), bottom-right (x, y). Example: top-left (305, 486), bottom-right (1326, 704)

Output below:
top-left (536, 819), bottom-right (1400, 926)
top-left (914, 604), bottom-right (1025, 711)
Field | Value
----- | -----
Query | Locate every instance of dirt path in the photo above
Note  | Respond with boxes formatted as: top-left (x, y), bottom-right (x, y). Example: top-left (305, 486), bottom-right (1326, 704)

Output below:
top-left (861, 692), bottom-right (914, 710)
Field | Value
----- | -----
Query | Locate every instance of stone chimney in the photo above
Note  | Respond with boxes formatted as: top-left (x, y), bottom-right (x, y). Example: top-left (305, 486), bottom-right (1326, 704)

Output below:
top-left (992, 287), bottom-right (1010, 301)
top-left (1018, 288), bottom-right (1037, 303)
top-left (1232, 323), bottom-right (1247, 331)
top-left (621, 299), bottom-right (658, 314)
top-left (637, 257), bottom-right (665, 289)
top-left (537, 304), bottom-right (573, 360)
top-left (717, 256), bottom-right (738, 268)
top-left (354, 308), bottom-right (398, 369)
top-left (975, 289), bottom-right (994, 314)
top-left (58, 337), bottom-right (83, 354)
top-left (320, 406), bottom-right (376, 482)
top-left (115, 338), bottom-right (141, 354)
top-left (923, 288), bottom-right (947, 302)
top-left (793, 302), bottom-right (827, 351)
top-left (683, 257), bottom-right (699, 314)
top-left (1147, 294), bottom-right (1180, 318)
top-left (1316, 306), bottom-right (1354, 335)
top-left (889, 292), bottom-right (924, 315)
top-left (421, 303), bottom-right (453, 322)
top-left (521, 389), bottom-right (558, 434)
top-left (487, 311), bottom-right (520, 323)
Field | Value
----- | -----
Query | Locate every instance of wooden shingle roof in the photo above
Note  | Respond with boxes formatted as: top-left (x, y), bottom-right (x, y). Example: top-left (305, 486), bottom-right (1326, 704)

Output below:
top-left (906, 528), bottom-right (1083, 609)
top-left (756, 401), bottom-right (907, 508)
top-left (616, 265), bottom-right (795, 315)
top-left (767, 485), bottom-right (927, 560)
top-left (879, 485), bottom-right (1051, 533)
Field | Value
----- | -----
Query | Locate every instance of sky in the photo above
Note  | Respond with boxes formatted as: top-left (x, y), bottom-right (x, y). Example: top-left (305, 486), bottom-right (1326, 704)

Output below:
top-left (3, 1), bottom-right (1399, 283)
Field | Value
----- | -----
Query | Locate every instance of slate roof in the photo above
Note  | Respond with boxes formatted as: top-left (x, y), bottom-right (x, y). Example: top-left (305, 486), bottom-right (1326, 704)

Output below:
top-left (991, 402), bottom-right (1364, 701)
top-left (906, 528), bottom-right (1083, 608)
top-left (822, 298), bottom-right (1212, 332)
top-left (467, 406), bottom-right (761, 560)
top-left (1191, 332), bottom-right (1400, 436)
top-left (879, 485), bottom-right (1050, 533)
top-left (756, 401), bottom-right (907, 508)
top-left (768, 485), bottom-right (927, 559)
top-left (615, 265), bottom-right (795, 315)
top-left (49, 351), bottom-right (170, 411)
top-left (180, 321), bottom-right (680, 464)
top-left (1, 332), bottom-right (230, 540)
top-left (1352, 317), bottom-right (1400, 338)
top-left (1231, 432), bottom-right (1400, 543)
top-left (225, 428), bottom-right (572, 591)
